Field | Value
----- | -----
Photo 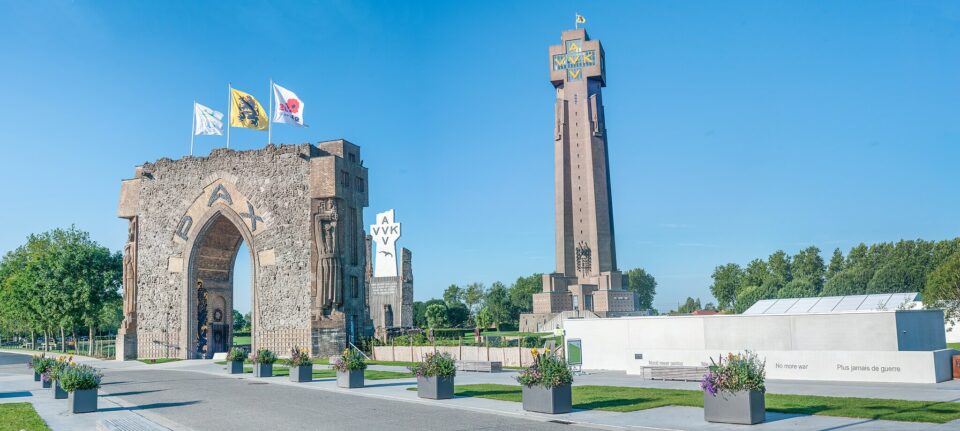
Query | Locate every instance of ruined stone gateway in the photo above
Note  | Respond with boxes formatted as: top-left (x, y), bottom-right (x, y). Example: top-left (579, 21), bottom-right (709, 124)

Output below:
top-left (116, 141), bottom-right (371, 360)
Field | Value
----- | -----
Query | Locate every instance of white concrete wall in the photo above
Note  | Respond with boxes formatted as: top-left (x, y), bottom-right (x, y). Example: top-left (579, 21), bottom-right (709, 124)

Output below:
top-left (563, 310), bottom-right (954, 384)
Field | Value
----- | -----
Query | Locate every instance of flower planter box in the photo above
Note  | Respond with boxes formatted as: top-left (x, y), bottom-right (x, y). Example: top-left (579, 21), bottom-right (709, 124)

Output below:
top-left (703, 390), bottom-right (765, 425)
top-left (290, 365), bottom-right (312, 383)
top-left (41, 378), bottom-right (52, 389)
top-left (69, 389), bottom-right (98, 414)
top-left (521, 384), bottom-right (572, 414)
top-left (417, 375), bottom-right (454, 400)
top-left (228, 361), bottom-right (244, 374)
top-left (52, 380), bottom-right (68, 399)
top-left (337, 369), bottom-right (363, 388)
top-left (33, 372), bottom-right (41, 382)
top-left (253, 363), bottom-right (273, 378)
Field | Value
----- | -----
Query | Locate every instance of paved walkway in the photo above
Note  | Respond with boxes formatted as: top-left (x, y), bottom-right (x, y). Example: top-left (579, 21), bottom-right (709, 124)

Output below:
top-left (4, 350), bottom-right (960, 431)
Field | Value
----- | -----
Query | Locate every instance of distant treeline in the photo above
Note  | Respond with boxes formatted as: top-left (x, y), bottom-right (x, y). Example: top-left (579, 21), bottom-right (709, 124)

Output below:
top-left (709, 239), bottom-right (960, 313)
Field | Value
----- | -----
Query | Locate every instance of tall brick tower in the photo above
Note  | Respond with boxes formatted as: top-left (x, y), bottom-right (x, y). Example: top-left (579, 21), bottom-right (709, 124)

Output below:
top-left (526, 29), bottom-right (636, 329)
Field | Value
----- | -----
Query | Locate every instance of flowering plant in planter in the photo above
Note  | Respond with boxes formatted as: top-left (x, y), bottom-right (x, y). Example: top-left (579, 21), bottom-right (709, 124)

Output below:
top-left (332, 348), bottom-right (367, 372)
top-left (29, 354), bottom-right (56, 386)
top-left (58, 364), bottom-right (103, 392)
top-left (226, 347), bottom-right (247, 362)
top-left (283, 346), bottom-right (312, 367)
top-left (409, 352), bottom-right (456, 378)
top-left (49, 355), bottom-right (75, 381)
top-left (700, 351), bottom-right (766, 396)
top-left (516, 347), bottom-right (572, 388)
top-left (249, 348), bottom-right (277, 364)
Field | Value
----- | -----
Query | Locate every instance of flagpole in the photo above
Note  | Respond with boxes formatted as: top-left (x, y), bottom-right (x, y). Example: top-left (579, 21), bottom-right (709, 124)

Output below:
top-left (190, 101), bottom-right (196, 156)
top-left (226, 83), bottom-right (232, 149)
top-left (268, 78), bottom-right (273, 145)
top-left (575, 12), bottom-right (579, 29)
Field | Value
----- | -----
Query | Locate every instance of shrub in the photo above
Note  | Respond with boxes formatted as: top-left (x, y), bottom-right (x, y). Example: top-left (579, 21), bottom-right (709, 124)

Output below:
top-left (58, 364), bottom-right (103, 392)
top-left (284, 346), bottom-right (311, 367)
top-left (701, 350), bottom-right (766, 396)
top-left (409, 352), bottom-right (456, 378)
top-left (249, 348), bottom-right (277, 365)
top-left (50, 355), bottom-right (76, 381)
top-left (516, 348), bottom-right (572, 388)
top-left (332, 349), bottom-right (367, 372)
top-left (29, 354), bottom-right (55, 381)
top-left (226, 347), bottom-right (247, 362)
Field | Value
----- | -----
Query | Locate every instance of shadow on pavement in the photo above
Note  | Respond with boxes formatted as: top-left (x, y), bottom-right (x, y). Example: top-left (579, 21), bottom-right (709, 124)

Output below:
top-left (0, 391), bottom-right (33, 398)
top-left (101, 389), bottom-right (165, 397)
top-left (98, 400), bottom-right (201, 412)
top-left (365, 381), bottom-right (417, 388)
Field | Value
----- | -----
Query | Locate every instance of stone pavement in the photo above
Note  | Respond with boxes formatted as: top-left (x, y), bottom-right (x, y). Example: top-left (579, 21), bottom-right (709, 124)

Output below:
top-left (5, 350), bottom-right (960, 431)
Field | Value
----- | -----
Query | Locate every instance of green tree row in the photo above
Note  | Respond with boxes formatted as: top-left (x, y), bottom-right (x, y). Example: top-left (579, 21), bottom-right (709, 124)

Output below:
top-left (412, 267), bottom-right (657, 330)
top-left (0, 227), bottom-right (122, 355)
top-left (709, 239), bottom-right (960, 313)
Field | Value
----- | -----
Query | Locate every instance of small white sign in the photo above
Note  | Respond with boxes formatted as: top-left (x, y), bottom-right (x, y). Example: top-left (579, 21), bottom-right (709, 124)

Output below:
top-left (370, 209), bottom-right (401, 277)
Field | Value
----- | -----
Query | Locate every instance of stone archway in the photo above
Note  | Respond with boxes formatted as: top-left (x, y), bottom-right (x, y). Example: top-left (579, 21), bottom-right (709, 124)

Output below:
top-left (182, 206), bottom-right (256, 359)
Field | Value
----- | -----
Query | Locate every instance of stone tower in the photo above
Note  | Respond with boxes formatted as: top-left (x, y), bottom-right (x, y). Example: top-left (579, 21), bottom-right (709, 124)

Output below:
top-left (527, 29), bottom-right (636, 328)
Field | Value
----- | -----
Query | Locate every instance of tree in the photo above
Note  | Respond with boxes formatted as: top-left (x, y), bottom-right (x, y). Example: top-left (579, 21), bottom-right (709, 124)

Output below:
top-left (445, 302), bottom-right (470, 327)
top-left (464, 282), bottom-right (485, 316)
top-left (743, 259), bottom-right (770, 288)
top-left (735, 284), bottom-right (775, 314)
top-left (925, 252), bottom-right (960, 328)
top-left (675, 297), bottom-right (702, 314)
top-left (484, 282), bottom-right (511, 330)
top-left (778, 279), bottom-right (816, 299)
top-left (442, 284), bottom-right (464, 306)
top-left (709, 263), bottom-right (743, 310)
top-left (867, 261), bottom-right (924, 294)
top-left (821, 267), bottom-right (871, 296)
top-left (413, 299), bottom-right (443, 328)
top-left (768, 250), bottom-right (792, 284)
top-left (793, 246), bottom-right (825, 292)
top-left (508, 274), bottom-right (542, 314)
top-left (827, 248), bottom-right (845, 280)
top-left (624, 268), bottom-right (656, 310)
top-left (232, 310), bottom-right (246, 332)
top-left (425, 303), bottom-right (449, 329)
top-left (474, 307), bottom-right (493, 330)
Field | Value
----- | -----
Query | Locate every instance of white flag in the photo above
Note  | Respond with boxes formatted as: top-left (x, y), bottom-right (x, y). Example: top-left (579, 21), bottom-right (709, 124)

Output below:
top-left (272, 83), bottom-right (305, 126)
top-left (194, 103), bottom-right (224, 136)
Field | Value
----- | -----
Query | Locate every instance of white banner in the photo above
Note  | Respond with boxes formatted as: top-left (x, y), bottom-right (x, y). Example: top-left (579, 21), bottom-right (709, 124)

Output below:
top-left (272, 83), bottom-right (305, 126)
top-left (193, 102), bottom-right (224, 136)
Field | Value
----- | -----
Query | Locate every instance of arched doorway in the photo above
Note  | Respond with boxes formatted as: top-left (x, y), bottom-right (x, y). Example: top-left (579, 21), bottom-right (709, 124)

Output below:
top-left (183, 207), bottom-right (256, 359)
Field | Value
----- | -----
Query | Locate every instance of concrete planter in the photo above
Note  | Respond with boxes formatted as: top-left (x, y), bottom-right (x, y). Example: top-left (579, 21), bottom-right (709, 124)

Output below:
top-left (703, 390), bottom-right (765, 425)
top-left (52, 380), bottom-right (68, 399)
top-left (521, 384), bottom-right (572, 414)
top-left (41, 377), bottom-right (52, 389)
top-left (228, 361), bottom-right (244, 374)
top-left (69, 389), bottom-right (98, 414)
top-left (289, 365), bottom-right (313, 382)
top-left (33, 372), bottom-right (41, 382)
top-left (417, 375), bottom-right (454, 400)
top-left (337, 369), bottom-right (363, 388)
top-left (253, 363), bottom-right (273, 378)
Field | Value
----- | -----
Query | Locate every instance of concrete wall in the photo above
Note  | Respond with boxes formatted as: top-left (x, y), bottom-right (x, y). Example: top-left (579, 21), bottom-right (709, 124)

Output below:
top-left (563, 310), bottom-right (955, 383)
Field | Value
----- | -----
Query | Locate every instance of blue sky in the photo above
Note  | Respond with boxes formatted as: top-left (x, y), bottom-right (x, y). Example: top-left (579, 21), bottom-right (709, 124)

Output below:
top-left (1, 1), bottom-right (958, 313)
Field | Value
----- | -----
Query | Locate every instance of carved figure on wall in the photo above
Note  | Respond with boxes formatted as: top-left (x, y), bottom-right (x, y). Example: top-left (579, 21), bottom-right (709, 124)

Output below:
top-left (575, 241), bottom-right (592, 277)
top-left (121, 217), bottom-right (138, 332)
top-left (315, 200), bottom-right (342, 311)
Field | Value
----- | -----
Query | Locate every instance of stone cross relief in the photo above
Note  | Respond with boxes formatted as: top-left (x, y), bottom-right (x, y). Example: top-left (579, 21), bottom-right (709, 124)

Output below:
top-left (240, 202), bottom-right (264, 231)
top-left (314, 200), bottom-right (342, 312)
top-left (370, 209), bottom-right (401, 278)
top-left (575, 240), bottom-right (592, 277)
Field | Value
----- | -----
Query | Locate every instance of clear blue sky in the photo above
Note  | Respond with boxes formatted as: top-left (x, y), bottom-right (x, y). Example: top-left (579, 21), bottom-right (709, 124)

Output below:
top-left (1, 1), bottom-right (958, 313)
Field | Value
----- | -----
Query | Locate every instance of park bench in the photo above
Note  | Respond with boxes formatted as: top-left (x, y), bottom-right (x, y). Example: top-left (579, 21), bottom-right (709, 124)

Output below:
top-left (643, 366), bottom-right (708, 382)
top-left (455, 360), bottom-right (502, 373)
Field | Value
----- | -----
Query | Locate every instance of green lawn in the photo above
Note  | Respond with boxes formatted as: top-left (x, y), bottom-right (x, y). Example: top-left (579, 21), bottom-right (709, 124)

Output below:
top-left (236, 365), bottom-right (413, 380)
top-left (948, 342), bottom-right (959, 350)
top-left (139, 358), bottom-right (181, 364)
top-left (444, 384), bottom-right (960, 424)
top-left (232, 335), bottom-right (251, 345)
top-left (0, 403), bottom-right (49, 431)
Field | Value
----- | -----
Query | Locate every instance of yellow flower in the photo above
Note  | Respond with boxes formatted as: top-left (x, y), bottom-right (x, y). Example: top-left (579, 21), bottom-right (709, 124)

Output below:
top-left (531, 347), bottom-right (539, 356)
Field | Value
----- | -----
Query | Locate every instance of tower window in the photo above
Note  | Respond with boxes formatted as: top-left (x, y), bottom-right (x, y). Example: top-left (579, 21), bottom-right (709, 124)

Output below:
top-left (340, 170), bottom-right (350, 187)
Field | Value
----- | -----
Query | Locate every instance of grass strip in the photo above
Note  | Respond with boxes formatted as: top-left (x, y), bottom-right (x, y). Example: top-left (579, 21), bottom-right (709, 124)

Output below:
top-left (0, 403), bottom-right (49, 431)
top-left (236, 365), bottom-right (413, 380)
top-left (444, 384), bottom-right (960, 424)
top-left (139, 358), bottom-right (181, 364)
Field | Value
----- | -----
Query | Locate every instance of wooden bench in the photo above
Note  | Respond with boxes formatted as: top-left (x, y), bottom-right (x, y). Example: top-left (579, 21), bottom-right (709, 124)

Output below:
top-left (643, 366), bottom-right (708, 382)
top-left (456, 360), bottom-right (502, 373)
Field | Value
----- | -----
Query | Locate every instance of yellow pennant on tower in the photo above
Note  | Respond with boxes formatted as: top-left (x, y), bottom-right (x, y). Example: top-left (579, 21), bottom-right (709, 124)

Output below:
top-left (229, 88), bottom-right (268, 131)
